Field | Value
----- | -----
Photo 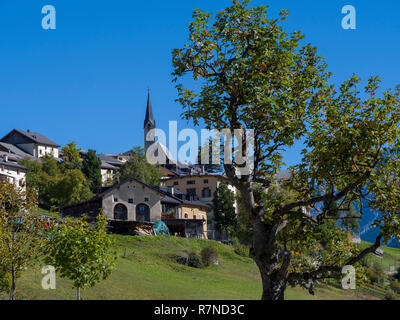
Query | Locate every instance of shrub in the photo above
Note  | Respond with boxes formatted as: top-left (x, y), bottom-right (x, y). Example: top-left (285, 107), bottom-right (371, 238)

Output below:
top-left (232, 238), bottom-right (249, 257)
top-left (201, 245), bottom-right (218, 267)
top-left (367, 262), bottom-right (385, 284)
top-left (188, 251), bottom-right (203, 268)
top-left (390, 281), bottom-right (400, 294)
top-left (384, 290), bottom-right (398, 300)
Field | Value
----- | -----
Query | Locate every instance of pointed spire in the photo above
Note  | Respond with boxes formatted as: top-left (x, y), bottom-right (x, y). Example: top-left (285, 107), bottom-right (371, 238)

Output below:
top-left (144, 89), bottom-right (155, 128)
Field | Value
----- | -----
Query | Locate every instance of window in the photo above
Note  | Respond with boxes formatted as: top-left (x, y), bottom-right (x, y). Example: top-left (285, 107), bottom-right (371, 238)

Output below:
top-left (187, 188), bottom-right (196, 197)
top-left (114, 197), bottom-right (118, 202)
top-left (187, 180), bottom-right (195, 185)
top-left (201, 188), bottom-right (211, 198)
top-left (184, 213), bottom-right (188, 219)
top-left (204, 179), bottom-right (208, 184)
top-left (193, 215), bottom-right (197, 220)
top-left (144, 197), bottom-right (149, 202)
top-left (128, 198), bottom-right (134, 204)
top-left (173, 181), bottom-right (179, 186)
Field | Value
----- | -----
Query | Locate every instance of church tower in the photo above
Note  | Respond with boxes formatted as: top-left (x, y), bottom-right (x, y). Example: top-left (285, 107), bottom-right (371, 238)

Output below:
top-left (144, 90), bottom-right (156, 151)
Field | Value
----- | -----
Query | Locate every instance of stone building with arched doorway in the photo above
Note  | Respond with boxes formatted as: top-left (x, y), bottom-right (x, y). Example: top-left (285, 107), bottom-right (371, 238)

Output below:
top-left (60, 176), bottom-right (209, 239)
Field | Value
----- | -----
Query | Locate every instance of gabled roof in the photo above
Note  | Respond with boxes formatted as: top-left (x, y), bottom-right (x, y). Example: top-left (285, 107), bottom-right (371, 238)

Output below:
top-left (100, 160), bottom-right (118, 170)
top-left (0, 142), bottom-right (33, 159)
top-left (0, 158), bottom-right (27, 171)
top-left (1, 129), bottom-right (60, 148)
top-left (98, 153), bottom-right (123, 167)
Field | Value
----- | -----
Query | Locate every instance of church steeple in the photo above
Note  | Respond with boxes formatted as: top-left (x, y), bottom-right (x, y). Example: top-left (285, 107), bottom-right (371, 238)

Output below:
top-left (144, 90), bottom-right (155, 128)
top-left (144, 90), bottom-right (156, 151)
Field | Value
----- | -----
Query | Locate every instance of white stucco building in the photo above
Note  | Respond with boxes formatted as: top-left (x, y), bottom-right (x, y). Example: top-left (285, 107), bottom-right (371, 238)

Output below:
top-left (0, 155), bottom-right (27, 192)
top-left (0, 129), bottom-right (60, 159)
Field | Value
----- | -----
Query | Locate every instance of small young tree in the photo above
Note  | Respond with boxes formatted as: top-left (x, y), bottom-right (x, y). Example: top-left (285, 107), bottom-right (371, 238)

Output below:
top-left (0, 181), bottom-right (45, 300)
top-left (44, 215), bottom-right (117, 300)
top-left (212, 183), bottom-right (237, 235)
top-left (82, 149), bottom-right (103, 193)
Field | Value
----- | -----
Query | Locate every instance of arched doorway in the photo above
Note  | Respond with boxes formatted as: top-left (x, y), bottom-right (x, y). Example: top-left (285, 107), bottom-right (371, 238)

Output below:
top-left (136, 204), bottom-right (150, 222)
top-left (114, 203), bottom-right (128, 221)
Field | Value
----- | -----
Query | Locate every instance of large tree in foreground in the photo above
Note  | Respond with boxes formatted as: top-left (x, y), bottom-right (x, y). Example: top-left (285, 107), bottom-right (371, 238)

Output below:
top-left (172, 0), bottom-right (400, 299)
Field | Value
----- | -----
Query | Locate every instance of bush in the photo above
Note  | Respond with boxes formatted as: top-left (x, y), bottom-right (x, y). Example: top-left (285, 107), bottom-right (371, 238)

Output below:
top-left (232, 238), bottom-right (249, 257)
top-left (390, 281), bottom-right (400, 294)
top-left (188, 251), bottom-right (203, 268)
top-left (201, 245), bottom-right (218, 267)
top-left (384, 290), bottom-right (398, 300)
top-left (367, 262), bottom-right (385, 284)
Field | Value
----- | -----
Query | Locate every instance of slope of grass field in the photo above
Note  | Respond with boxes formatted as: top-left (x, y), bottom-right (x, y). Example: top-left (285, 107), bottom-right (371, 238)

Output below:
top-left (4, 235), bottom-right (400, 300)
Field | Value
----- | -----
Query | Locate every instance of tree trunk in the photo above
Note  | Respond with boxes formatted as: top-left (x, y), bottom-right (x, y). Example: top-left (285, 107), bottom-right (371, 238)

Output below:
top-left (250, 216), bottom-right (289, 301)
top-left (9, 265), bottom-right (16, 300)
top-left (77, 287), bottom-right (81, 300)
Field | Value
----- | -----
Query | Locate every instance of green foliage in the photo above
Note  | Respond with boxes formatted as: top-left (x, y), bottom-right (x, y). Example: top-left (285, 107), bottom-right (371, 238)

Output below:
top-left (118, 146), bottom-right (161, 186)
top-left (200, 245), bottom-right (218, 266)
top-left (341, 204), bottom-right (360, 233)
top-left (0, 181), bottom-right (45, 300)
top-left (232, 238), bottom-right (249, 257)
top-left (43, 215), bottom-right (117, 297)
top-left (212, 183), bottom-right (237, 233)
top-left (172, 0), bottom-right (400, 299)
top-left (390, 280), bottom-right (400, 294)
top-left (82, 149), bottom-right (103, 193)
top-left (60, 142), bottom-right (82, 171)
top-left (384, 290), bottom-right (398, 300)
top-left (367, 262), bottom-right (385, 285)
top-left (19, 155), bottom-right (93, 209)
top-left (0, 265), bottom-right (11, 293)
top-left (197, 138), bottom-right (223, 173)
top-left (187, 251), bottom-right (203, 268)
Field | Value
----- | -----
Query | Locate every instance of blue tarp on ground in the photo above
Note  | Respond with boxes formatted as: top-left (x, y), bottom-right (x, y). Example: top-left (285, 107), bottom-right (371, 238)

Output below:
top-left (154, 221), bottom-right (170, 235)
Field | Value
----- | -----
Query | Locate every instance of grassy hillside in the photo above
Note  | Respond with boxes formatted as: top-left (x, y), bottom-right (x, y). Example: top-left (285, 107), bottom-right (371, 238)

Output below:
top-left (4, 235), bottom-right (400, 300)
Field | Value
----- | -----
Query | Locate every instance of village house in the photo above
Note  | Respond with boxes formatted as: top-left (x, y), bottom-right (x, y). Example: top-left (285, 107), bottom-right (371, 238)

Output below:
top-left (61, 177), bottom-right (208, 239)
top-left (0, 154), bottom-right (27, 192)
top-left (161, 174), bottom-right (237, 240)
top-left (0, 129), bottom-right (60, 159)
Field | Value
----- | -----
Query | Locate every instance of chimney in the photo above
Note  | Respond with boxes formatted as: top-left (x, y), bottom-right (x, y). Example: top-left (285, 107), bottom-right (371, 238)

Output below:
top-left (167, 186), bottom-right (175, 195)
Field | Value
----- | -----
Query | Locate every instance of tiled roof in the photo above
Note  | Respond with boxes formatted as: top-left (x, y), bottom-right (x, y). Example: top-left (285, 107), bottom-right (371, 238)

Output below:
top-left (1, 129), bottom-right (60, 147)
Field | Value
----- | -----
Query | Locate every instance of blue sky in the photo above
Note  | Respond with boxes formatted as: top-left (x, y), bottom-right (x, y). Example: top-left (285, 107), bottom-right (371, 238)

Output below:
top-left (1, 0), bottom-right (399, 166)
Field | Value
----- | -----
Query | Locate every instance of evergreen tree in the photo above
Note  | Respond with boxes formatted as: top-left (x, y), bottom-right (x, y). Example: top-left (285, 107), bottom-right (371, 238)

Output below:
top-left (82, 149), bottom-right (103, 193)
top-left (212, 183), bottom-right (237, 233)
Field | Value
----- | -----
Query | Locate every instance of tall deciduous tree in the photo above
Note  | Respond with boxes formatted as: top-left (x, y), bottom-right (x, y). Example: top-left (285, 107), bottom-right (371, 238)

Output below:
top-left (172, 0), bottom-right (400, 299)
top-left (0, 181), bottom-right (45, 300)
top-left (44, 215), bottom-right (117, 300)
top-left (60, 142), bottom-right (82, 171)
top-left (118, 146), bottom-right (161, 186)
top-left (82, 149), bottom-right (103, 193)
